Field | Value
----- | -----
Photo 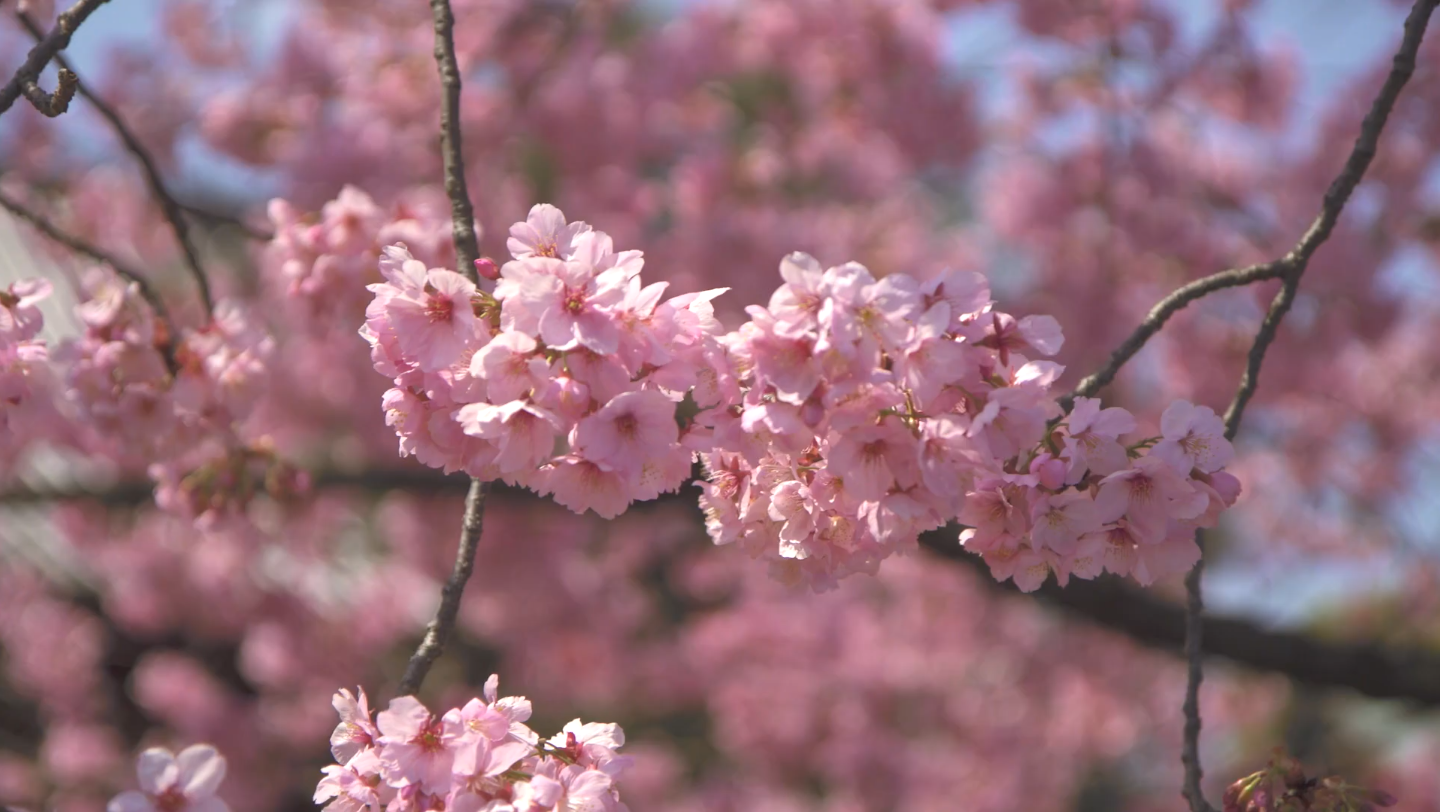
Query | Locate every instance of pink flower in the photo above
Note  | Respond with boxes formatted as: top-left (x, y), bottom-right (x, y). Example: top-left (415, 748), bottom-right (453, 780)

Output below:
top-left (1062, 397), bottom-right (1136, 479)
top-left (824, 417), bottom-right (919, 501)
top-left (1134, 535), bottom-right (1202, 586)
top-left (508, 250), bottom-right (632, 354)
top-left (767, 252), bottom-right (825, 335)
top-left (381, 267), bottom-right (478, 372)
top-left (919, 268), bottom-right (991, 327)
top-left (331, 687), bottom-right (381, 766)
top-left (507, 203), bottom-right (589, 260)
top-left (1095, 456), bottom-right (1208, 544)
top-left (573, 390), bottom-right (679, 478)
top-left (441, 698), bottom-right (533, 779)
top-left (537, 456), bottom-right (632, 519)
top-left (0, 278), bottom-right (52, 343)
top-left (457, 401), bottom-right (563, 475)
top-left (1029, 489), bottom-right (1101, 554)
top-left (739, 309), bottom-right (821, 405)
top-left (896, 304), bottom-right (968, 406)
top-left (1151, 400), bottom-right (1234, 474)
top-left (957, 480), bottom-right (1029, 549)
top-left (471, 331), bottom-right (550, 403)
top-left (314, 761), bottom-right (388, 812)
top-left (377, 696), bottom-right (455, 795)
top-left (107, 745), bottom-right (229, 812)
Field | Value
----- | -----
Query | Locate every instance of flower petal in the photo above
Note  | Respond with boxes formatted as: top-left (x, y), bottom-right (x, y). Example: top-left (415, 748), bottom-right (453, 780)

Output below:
top-left (136, 747), bottom-right (178, 793)
top-left (177, 744), bottom-right (227, 797)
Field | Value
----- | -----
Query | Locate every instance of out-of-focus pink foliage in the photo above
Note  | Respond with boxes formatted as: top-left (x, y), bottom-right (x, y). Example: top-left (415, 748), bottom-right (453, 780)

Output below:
top-left (1, 0), bottom-right (1438, 809)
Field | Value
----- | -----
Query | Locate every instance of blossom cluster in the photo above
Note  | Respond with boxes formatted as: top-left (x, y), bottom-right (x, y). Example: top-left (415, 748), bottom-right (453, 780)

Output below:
top-left (362, 204), bottom-right (728, 518)
top-left (266, 185), bottom-right (456, 328)
top-left (316, 677), bottom-right (629, 812)
top-left (694, 253), bottom-right (1242, 591)
top-left (0, 278), bottom-right (56, 475)
top-left (53, 269), bottom-right (280, 525)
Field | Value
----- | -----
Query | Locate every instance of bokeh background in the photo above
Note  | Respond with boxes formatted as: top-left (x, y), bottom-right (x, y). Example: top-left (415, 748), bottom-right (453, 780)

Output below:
top-left (4, 0), bottom-right (1440, 809)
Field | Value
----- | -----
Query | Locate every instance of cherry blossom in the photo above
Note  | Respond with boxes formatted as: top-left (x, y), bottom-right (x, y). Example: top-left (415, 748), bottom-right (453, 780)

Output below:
top-left (107, 745), bottom-right (229, 812)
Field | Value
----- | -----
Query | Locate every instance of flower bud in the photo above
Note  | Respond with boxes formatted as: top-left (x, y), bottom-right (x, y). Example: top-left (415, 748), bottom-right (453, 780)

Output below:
top-left (474, 257), bottom-right (501, 281)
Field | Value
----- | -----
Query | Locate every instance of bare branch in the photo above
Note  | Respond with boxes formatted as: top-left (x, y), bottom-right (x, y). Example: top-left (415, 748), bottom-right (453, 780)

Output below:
top-left (0, 0), bottom-right (111, 118)
top-left (17, 11), bottom-right (216, 317)
top-left (392, 0), bottom-right (491, 698)
top-left (1180, 537), bottom-right (1215, 812)
top-left (0, 188), bottom-right (180, 372)
top-left (1062, 260), bottom-right (1286, 410)
top-left (12, 474), bottom-right (1440, 708)
top-left (177, 201), bottom-right (273, 242)
top-left (396, 477), bottom-right (490, 696)
top-left (1181, 2), bottom-right (1438, 808)
top-left (429, 0), bottom-right (481, 276)
top-left (18, 66), bottom-right (77, 117)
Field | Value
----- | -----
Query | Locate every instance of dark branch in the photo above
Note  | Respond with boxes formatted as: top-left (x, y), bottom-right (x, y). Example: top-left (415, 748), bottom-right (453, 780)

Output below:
top-left (0, 188), bottom-right (180, 372)
top-left (429, 0), bottom-right (481, 276)
top-left (392, 0), bottom-right (491, 699)
top-left (0, 0), bottom-right (111, 118)
top-left (18, 66), bottom-right (77, 117)
top-left (177, 201), bottom-right (273, 242)
top-left (1180, 538), bottom-right (1213, 812)
top-left (17, 11), bottom-right (216, 316)
top-left (396, 477), bottom-right (490, 696)
top-left (1183, 2), bottom-right (1438, 807)
top-left (10, 472), bottom-right (1440, 707)
top-left (1062, 261), bottom-right (1286, 410)
top-left (917, 530), bottom-right (1440, 707)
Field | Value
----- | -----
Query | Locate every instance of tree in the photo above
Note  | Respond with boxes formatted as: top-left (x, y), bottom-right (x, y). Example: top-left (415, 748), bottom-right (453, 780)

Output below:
top-left (1, 0), bottom-right (1438, 809)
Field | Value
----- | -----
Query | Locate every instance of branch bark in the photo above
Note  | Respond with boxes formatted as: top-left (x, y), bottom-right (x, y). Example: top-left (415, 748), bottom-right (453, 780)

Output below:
top-left (393, 0), bottom-right (490, 698)
top-left (16, 10), bottom-right (215, 316)
top-left (1177, 2), bottom-right (1439, 808)
top-left (0, 0), bottom-right (111, 118)
top-left (9, 474), bottom-right (1440, 708)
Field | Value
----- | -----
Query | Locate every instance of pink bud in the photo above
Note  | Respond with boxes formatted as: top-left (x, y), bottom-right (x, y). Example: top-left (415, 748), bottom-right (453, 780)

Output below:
top-left (1035, 454), bottom-right (1066, 490)
top-left (474, 257), bottom-right (501, 281)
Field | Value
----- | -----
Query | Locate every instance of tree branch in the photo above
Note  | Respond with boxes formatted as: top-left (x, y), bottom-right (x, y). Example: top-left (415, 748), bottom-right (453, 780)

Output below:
top-left (177, 201), bottom-right (273, 242)
top-left (396, 476), bottom-right (489, 696)
top-left (0, 188), bottom-right (180, 372)
top-left (392, 0), bottom-right (491, 699)
top-left (17, 10), bottom-right (216, 317)
top-left (9, 473), bottom-right (1440, 707)
top-left (429, 0), bottom-right (481, 276)
top-left (0, 0), bottom-right (111, 118)
top-left (18, 66), bottom-right (78, 117)
top-left (1062, 260), bottom-right (1286, 410)
top-left (1180, 2), bottom-right (1438, 808)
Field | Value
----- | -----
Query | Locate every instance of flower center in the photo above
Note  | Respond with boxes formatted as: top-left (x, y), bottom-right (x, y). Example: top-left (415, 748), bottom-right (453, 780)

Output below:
top-left (154, 787), bottom-right (189, 812)
top-left (425, 295), bottom-right (454, 324)
top-left (614, 413), bottom-right (638, 438)
top-left (563, 287), bottom-right (587, 314)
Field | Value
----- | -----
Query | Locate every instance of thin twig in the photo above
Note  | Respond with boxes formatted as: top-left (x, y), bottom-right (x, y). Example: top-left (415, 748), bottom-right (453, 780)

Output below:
top-left (429, 0), bottom-right (481, 276)
top-left (17, 11), bottom-right (216, 317)
top-left (396, 477), bottom-right (489, 696)
top-left (19, 67), bottom-right (78, 117)
top-left (0, 188), bottom-right (180, 372)
top-left (1062, 260), bottom-right (1286, 410)
top-left (394, 0), bottom-right (489, 698)
top-left (0, 0), bottom-right (112, 118)
top-left (177, 201), bottom-right (273, 242)
top-left (1179, 2), bottom-right (1437, 809)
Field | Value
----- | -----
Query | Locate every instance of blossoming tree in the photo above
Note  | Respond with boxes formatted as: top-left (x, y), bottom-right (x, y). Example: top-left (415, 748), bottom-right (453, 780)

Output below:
top-left (2, 0), bottom-right (1440, 810)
